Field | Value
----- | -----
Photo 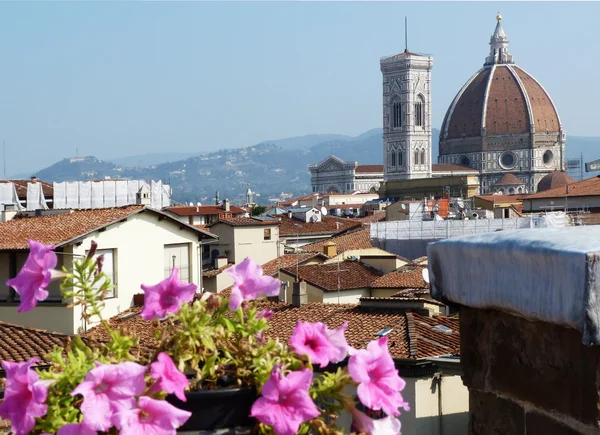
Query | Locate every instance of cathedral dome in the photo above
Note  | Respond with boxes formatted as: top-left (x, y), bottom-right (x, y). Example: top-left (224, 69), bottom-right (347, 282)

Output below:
top-left (537, 171), bottom-right (575, 193)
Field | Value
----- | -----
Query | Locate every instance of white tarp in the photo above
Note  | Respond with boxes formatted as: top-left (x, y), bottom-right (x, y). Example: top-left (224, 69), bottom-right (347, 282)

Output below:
top-left (151, 181), bottom-right (162, 210)
top-left (162, 184), bottom-right (171, 208)
top-left (79, 182), bottom-right (92, 209)
top-left (115, 180), bottom-right (128, 206)
top-left (91, 182), bottom-right (104, 209)
top-left (0, 183), bottom-right (24, 210)
top-left (65, 182), bottom-right (80, 209)
top-left (53, 182), bottom-right (67, 209)
top-left (127, 180), bottom-right (141, 204)
top-left (26, 183), bottom-right (49, 210)
top-left (103, 181), bottom-right (116, 208)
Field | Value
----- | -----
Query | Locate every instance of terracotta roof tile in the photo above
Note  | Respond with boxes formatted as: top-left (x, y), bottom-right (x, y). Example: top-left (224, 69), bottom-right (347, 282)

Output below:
top-left (166, 205), bottom-right (245, 216)
top-left (371, 264), bottom-right (429, 289)
top-left (202, 263), bottom-right (234, 278)
top-left (279, 194), bottom-right (319, 207)
top-left (0, 322), bottom-right (69, 367)
top-left (281, 261), bottom-right (383, 292)
top-left (260, 253), bottom-right (323, 277)
top-left (525, 176), bottom-right (600, 200)
top-left (495, 173), bottom-right (524, 186)
top-left (301, 228), bottom-right (373, 255)
top-left (485, 66), bottom-right (530, 135)
top-left (513, 66), bottom-right (560, 133)
top-left (209, 217), bottom-right (279, 227)
top-left (475, 194), bottom-right (523, 203)
top-left (431, 164), bottom-right (478, 173)
top-left (536, 171), bottom-right (576, 193)
top-left (355, 165), bottom-right (384, 173)
top-left (277, 215), bottom-right (360, 237)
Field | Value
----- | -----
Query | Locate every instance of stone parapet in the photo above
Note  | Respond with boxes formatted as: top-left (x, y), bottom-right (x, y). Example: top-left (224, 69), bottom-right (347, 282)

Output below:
top-left (428, 227), bottom-right (600, 434)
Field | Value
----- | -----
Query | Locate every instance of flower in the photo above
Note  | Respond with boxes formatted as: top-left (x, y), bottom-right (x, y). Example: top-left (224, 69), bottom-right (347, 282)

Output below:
top-left (70, 362), bottom-right (147, 431)
top-left (6, 240), bottom-right (59, 312)
top-left (348, 337), bottom-right (410, 416)
top-left (0, 358), bottom-right (51, 435)
top-left (56, 422), bottom-right (96, 435)
top-left (290, 321), bottom-right (349, 367)
top-left (227, 257), bottom-right (281, 311)
top-left (250, 368), bottom-right (320, 435)
top-left (112, 396), bottom-right (191, 435)
top-left (256, 308), bottom-right (274, 321)
top-left (350, 407), bottom-right (402, 435)
top-left (150, 353), bottom-right (189, 401)
top-left (140, 268), bottom-right (197, 320)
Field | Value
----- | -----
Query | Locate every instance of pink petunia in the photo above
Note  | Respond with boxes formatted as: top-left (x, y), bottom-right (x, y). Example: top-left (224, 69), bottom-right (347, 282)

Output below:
top-left (0, 358), bottom-right (51, 435)
top-left (140, 268), bottom-right (197, 320)
top-left (112, 396), bottom-right (191, 435)
top-left (256, 308), bottom-right (274, 321)
top-left (70, 362), bottom-right (147, 431)
top-left (56, 422), bottom-right (96, 435)
top-left (350, 407), bottom-right (402, 435)
top-left (290, 321), bottom-right (350, 367)
top-left (6, 240), bottom-right (61, 312)
top-left (250, 368), bottom-right (320, 435)
top-left (348, 337), bottom-right (410, 417)
top-left (227, 258), bottom-right (281, 311)
top-left (149, 353), bottom-right (189, 402)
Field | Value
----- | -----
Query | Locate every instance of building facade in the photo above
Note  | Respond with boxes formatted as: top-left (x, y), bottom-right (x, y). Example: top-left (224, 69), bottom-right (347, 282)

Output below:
top-left (380, 48), bottom-right (434, 181)
top-left (309, 156), bottom-right (382, 194)
top-left (439, 14), bottom-right (566, 194)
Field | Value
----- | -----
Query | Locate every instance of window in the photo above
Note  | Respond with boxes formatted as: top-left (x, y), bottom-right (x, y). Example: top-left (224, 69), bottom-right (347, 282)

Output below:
top-left (414, 150), bottom-right (419, 165)
top-left (264, 228), bottom-right (272, 240)
top-left (164, 244), bottom-right (190, 283)
top-left (420, 149), bottom-right (426, 166)
top-left (398, 151), bottom-right (403, 167)
top-left (414, 100), bottom-right (424, 127)
top-left (202, 245), bottom-right (210, 260)
top-left (503, 209), bottom-right (510, 219)
top-left (392, 102), bottom-right (402, 128)
top-left (86, 249), bottom-right (117, 298)
top-left (391, 151), bottom-right (396, 167)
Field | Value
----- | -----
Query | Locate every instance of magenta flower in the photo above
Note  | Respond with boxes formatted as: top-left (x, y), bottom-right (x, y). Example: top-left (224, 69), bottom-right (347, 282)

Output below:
top-left (140, 268), bottom-right (197, 320)
top-left (350, 407), bottom-right (402, 435)
top-left (290, 321), bottom-right (349, 367)
top-left (6, 240), bottom-right (60, 312)
top-left (256, 308), bottom-right (274, 321)
top-left (112, 396), bottom-right (191, 435)
top-left (250, 368), bottom-right (319, 435)
top-left (70, 362), bottom-right (147, 431)
top-left (56, 422), bottom-right (96, 435)
top-left (0, 359), bottom-right (51, 435)
top-left (348, 337), bottom-right (410, 416)
top-left (227, 257), bottom-right (281, 311)
top-left (150, 353), bottom-right (189, 401)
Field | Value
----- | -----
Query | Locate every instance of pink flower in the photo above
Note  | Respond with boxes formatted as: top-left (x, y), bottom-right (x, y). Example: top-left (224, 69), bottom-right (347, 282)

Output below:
top-left (350, 407), bottom-right (402, 435)
top-left (348, 337), bottom-right (410, 416)
top-left (56, 422), bottom-right (96, 435)
top-left (227, 257), bottom-right (281, 311)
top-left (150, 353), bottom-right (189, 402)
top-left (6, 240), bottom-right (60, 312)
top-left (140, 268), bottom-right (197, 320)
top-left (70, 362), bottom-right (147, 431)
top-left (0, 359), bottom-right (50, 435)
top-left (250, 368), bottom-right (319, 435)
top-left (290, 321), bottom-right (349, 367)
top-left (112, 396), bottom-right (191, 435)
top-left (257, 308), bottom-right (274, 321)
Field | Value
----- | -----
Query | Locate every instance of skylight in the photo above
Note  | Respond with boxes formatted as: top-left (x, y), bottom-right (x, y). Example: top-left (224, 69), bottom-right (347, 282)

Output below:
top-left (433, 325), bottom-right (453, 333)
top-left (375, 327), bottom-right (393, 337)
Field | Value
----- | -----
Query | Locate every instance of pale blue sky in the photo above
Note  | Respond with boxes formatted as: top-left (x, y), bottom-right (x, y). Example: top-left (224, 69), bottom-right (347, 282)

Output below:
top-left (0, 1), bottom-right (597, 175)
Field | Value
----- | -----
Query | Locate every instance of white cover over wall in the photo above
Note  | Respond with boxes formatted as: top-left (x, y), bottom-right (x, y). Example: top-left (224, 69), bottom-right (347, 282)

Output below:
top-left (26, 183), bottom-right (49, 210)
top-left (0, 183), bottom-right (23, 210)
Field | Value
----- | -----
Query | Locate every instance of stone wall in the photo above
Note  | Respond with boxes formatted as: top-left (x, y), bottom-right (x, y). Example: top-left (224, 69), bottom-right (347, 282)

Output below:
top-left (460, 307), bottom-right (600, 435)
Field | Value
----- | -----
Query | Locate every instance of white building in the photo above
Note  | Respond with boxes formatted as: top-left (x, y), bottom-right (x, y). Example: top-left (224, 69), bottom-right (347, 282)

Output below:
top-left (0, 205), bottom-right (217, 334)
top-left (309, 156), bottom-right (383, 194)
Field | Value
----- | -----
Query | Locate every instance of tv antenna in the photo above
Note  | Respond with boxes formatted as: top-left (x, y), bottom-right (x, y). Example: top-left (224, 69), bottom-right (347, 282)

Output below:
top-left (405, 16), bottom-right (408, 52)
top-left (2, 140), bottom-right (5, 179)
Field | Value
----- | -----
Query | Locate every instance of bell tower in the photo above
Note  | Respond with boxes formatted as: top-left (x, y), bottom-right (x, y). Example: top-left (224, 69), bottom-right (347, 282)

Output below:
top-left (380, 45), bottom-right (433, 181)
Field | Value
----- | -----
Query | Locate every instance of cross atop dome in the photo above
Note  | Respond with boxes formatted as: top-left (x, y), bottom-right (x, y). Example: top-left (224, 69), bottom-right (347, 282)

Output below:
top-left (485, 12), bottom-right (513, 65)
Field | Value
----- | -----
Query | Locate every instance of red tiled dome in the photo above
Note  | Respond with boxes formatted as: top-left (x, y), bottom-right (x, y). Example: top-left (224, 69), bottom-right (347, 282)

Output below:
top-left (537, 171), bottom-right (575, 193)
top-left (495, 173), bottom-right (524, 186)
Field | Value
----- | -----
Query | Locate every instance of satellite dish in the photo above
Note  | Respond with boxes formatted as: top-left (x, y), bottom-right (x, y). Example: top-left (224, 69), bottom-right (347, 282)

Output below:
top-left (197, 202), bottom-right (201, 206)
top-left (401, 203), bottom-right (406, 210)
top-left (320, 206), bottom-right (328, 215)
top-left (189, 202), bottom-right (194, 206)
top-left (422, 268), bottom-right (430, 284)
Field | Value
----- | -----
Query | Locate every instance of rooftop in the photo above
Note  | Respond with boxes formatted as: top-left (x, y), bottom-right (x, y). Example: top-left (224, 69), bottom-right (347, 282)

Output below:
top-left (260, 253), bottom-right (324, 277)
top-left (0, 321), bottom-right (69, 367)
top-left (165, 205), bottom-right (246, 216)
top-left (0, 179), bottom-right (54, 199)
top-left (301, 228), bottom-right (374, 255)
top-left (355, 165), bottom-right (384, 174)
top-left (281, 261), bottom-right (383, 291)
top-left (431, 163), bottom-right (479, 173)
top-left (209, 217), bottom-right (279, 227)
top-left (277, 214), bottom-right (360, 237)
top-left (371, 264), bottom-right (429, 289)
top-left (0, 206), bottom-right (216, 250)
top-left (525, 176), bottom-right (600, 200)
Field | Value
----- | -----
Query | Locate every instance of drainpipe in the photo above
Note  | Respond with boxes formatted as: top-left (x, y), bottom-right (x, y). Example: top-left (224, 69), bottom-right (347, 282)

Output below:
top-left (433, 372), bottom-right (444, 435)
top-left (198, 244), bottom-right (203, 293)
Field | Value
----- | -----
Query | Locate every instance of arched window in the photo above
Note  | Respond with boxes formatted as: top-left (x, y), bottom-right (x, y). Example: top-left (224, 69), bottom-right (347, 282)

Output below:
top-left (414, 150), bottom-right (419, 166)
top-left (420, 149), bottom-right (426, 165)
top-left (398, 151), bottom-right (403, 167)
top-left (391, 151), bottom-right (396, 167)
top-left (414, 96), bottom-right (425, 127)
top-left (392, 102), bottom-right (402, 128)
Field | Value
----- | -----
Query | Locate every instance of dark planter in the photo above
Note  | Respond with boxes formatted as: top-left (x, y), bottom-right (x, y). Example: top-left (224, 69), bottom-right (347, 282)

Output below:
top-left (167, 387), bottom-right (257, 433)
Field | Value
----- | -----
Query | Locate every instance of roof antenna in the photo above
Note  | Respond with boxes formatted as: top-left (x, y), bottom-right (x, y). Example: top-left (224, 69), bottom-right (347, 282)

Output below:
top-left (405, 16), bottom-right (408, 53)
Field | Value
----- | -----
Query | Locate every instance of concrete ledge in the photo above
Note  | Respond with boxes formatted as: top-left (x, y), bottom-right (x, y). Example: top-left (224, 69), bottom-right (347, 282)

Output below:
top-left (427, 226), bottom-right (600, 345)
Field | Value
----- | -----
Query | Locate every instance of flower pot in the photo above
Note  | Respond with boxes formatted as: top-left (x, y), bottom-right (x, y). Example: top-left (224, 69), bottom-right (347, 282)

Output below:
top-left (167, 387), bottom-right (257, 433)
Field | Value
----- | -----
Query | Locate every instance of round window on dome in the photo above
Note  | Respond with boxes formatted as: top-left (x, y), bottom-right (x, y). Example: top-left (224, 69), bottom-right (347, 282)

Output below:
top-left (500, 152), bottom-right (517, 169)
top-left (543, 150), bottom-right (554, 166)
top-left (459, 155), bottom-right (471, 167)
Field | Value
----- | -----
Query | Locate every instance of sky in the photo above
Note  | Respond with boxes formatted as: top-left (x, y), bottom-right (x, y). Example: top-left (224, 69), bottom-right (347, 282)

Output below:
top-left (0, 1), bottom-right (598, 175)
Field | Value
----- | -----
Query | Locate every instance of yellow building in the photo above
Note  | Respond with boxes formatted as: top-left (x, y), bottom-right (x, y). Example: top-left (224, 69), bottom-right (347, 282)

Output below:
top-left (379, 173), bottom-right (480, 200)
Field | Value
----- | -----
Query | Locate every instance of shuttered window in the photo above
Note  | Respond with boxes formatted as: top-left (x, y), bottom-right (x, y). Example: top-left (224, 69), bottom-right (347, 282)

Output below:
top-left (164, 244), bottom-right (190, 283)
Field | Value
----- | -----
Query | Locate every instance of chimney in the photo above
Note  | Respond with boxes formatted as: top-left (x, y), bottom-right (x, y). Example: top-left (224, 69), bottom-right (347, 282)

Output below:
top-left (223, 199), bottom-right (230, 212)
top-left (30, 176), bottom-right (37, 182)
top-left (312, 194), bottom-right (319, 207)
top-left (323, 242), bottom-right (337, 257)
top-left (292, 281), bottom-right (307, 307)
top-left (215, 256), bottom-right (228, 268)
